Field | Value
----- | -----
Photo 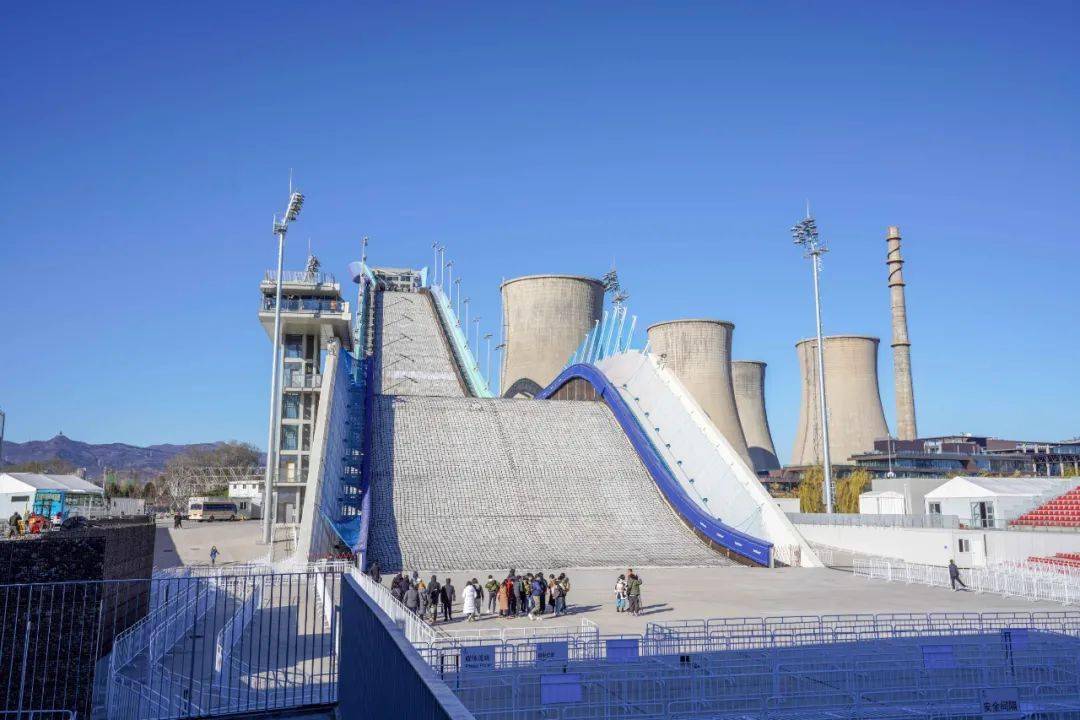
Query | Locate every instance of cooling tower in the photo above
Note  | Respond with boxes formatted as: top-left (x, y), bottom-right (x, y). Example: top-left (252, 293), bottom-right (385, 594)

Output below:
top-left (500, 274), bottom-right (604, 397)
top-left (887, 226), bottom-right (918, 440)
top-left (791, 335), bottom-right (890, 466)
top-left (646, 320), bottom-right (752, 465)
top-left (732, 361), bottom-right (780, 473)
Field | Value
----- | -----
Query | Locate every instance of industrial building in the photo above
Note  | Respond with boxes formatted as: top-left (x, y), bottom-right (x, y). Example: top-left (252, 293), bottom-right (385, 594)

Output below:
top-left (851, 435), bottom-right (1080, 478)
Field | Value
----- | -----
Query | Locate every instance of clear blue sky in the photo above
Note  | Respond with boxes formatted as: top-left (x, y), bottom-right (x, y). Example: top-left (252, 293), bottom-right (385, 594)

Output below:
top-left (1, 2), bottom-right (1077, 460)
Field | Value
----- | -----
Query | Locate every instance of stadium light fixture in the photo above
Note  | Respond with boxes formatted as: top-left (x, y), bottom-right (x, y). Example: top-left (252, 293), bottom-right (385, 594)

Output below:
top-left (791, 209), bottom-right (834, 514)
top-left (262, 185), bottom-right (305, 546)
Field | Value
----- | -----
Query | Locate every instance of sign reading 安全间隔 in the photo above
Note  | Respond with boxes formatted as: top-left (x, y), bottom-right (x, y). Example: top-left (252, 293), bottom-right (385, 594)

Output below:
top-left (978, 687), bottom-right (1022, 719)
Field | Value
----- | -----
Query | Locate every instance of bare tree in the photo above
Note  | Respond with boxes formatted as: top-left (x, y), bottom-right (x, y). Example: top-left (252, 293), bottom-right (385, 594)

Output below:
top-left (159, 441), bottom-right (262, 511)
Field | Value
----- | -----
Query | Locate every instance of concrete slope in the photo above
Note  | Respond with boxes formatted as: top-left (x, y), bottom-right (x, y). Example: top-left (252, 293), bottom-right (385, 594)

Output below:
top-left (366, 395), bottom-right (732, 571)
top-left (374, 291), bottom-right (466, 397)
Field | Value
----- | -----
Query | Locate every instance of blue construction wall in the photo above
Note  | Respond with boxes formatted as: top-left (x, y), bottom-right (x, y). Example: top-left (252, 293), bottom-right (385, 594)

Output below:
top-left (538, 364), bottom-right (773, 566)
top-left (338, 574), bottom-right (477, 720)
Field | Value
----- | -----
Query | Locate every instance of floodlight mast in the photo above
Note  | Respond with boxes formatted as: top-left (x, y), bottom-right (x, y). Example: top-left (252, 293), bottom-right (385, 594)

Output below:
top-left (791, 213), bottom-right (834, 514)
top-left (262, 189), bottom-right (305, 546)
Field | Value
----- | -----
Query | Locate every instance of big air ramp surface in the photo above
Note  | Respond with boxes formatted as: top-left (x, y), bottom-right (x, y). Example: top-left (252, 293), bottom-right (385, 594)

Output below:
top-left (365, 395), bottom-right (730, 570)
top-left (364, 286), bottom-right (731, 571)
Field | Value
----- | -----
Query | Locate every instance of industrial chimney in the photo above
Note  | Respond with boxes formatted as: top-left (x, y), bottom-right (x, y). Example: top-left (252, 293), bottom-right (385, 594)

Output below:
top-left (791, 335), bottom-right (890, 466)
top-left (732, 361), bottom-right (780, 473)
top-left (646, 319), bottom-right (752, 466)
top-left (887, 226), bottom-right (918, 440)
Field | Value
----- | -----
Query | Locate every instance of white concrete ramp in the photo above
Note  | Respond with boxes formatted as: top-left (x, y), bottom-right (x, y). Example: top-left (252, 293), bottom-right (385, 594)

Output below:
top-left (365, 395), bottom-right (732, 571)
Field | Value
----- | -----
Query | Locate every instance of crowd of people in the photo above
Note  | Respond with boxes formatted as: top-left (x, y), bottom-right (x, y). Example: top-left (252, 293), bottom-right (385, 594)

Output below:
top-left (371, 562), bottom-right (646, 622)
top-left (378, 567), bottom-right (574, 623)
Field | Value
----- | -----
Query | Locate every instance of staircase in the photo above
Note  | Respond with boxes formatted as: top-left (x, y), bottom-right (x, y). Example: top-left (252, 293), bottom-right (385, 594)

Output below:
top-left (365, 395), bottom-right (732, 571)
top-left (1012, 485), bottom-right (1080, 528)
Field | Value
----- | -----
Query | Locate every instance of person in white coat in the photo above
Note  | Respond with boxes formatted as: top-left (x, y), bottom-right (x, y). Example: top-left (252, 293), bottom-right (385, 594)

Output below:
top-left (462, 579), bottom-right (480, 622)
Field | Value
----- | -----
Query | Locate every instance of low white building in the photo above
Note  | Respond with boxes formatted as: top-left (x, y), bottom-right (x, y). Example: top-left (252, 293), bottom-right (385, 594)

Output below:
top-left (859, 490), bottom-right (905, 515)
top-left (227, 480), bottom-right (264, 519)
top-left (0, 472), bottom-right (105, 519)
top-left (870, 476), bottom-right (948, 515)
top-left (924, 476), bottom-right (1080, 529)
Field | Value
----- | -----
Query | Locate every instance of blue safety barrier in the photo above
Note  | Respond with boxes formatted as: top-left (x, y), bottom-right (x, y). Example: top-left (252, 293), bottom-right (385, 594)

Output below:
top-left (537, 364), bottom-right (773, 566)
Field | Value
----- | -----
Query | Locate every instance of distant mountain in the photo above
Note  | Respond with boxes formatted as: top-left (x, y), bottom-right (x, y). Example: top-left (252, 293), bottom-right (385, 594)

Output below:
top-left (0, 434), bottom-right (225, 480)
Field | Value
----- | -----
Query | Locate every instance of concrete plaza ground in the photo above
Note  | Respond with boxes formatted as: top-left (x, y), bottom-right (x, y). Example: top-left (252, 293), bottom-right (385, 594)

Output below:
top-left (384, 564), bottom-right (1067, 635)
top-left (153, 516), bottom-right (267, 569)
top-left (153, 520), bottom-right (1066, 633)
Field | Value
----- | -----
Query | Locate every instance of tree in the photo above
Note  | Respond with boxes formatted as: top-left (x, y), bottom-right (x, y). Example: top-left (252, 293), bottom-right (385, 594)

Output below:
top-left (798, 466), bottom-right (826, 513)
top-left (836, 469), bottom-right (872, 513)
top-left (141, 480), bottom-right (158, 501)
top-left (159, 441), bottom-right (262, 511)
top-left (3, 458), bottom-right (78, 475)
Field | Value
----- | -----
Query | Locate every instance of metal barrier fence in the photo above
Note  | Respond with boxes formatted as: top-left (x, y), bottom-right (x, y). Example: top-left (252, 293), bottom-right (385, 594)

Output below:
top-left (2, 567), bottom-right (345, 720)
top-left (1, 577), bottom-right (151, 718)
top-left (106, 570), bottom-right (341, 719)
top-left (445, 628), bottom-right (1080, 719)
top-left (852, 553), bottom-right (1080, 605)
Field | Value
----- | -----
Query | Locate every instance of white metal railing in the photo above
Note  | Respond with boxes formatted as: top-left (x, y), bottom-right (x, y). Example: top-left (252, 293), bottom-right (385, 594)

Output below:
top-left (845, 548), bottom-right (1080, 605)
top-left (283, 373), bottom-right (322, 389)
top-left (264, 269), bottom-right (337, 285)
top-left (349, 569), bottom-right (447, 646)
top-left (788, 512), bottom-right (961, 529)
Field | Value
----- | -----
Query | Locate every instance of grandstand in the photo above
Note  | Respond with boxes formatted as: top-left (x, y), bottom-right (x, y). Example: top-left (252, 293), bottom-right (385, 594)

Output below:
top-left (1013, 484), bottom-right (1080, 528)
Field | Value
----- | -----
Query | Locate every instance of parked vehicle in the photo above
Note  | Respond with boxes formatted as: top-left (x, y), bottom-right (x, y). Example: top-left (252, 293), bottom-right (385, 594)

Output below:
top-left (187, 497), bottom-right (248, 522)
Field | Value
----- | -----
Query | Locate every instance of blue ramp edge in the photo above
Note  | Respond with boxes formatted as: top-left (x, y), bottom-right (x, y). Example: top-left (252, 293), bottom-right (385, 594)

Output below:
top-left (537, 364), bottom-right (773, 567)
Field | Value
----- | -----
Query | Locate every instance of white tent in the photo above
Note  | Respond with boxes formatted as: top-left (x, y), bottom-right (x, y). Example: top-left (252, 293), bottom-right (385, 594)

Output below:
top-left (0, 473), bottom-right (104, 519)
top-left (924, 476), bottom-right (1080, 528)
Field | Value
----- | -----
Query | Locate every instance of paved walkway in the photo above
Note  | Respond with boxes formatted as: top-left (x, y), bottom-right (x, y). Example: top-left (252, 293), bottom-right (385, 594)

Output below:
top-left (154, 517), bottom-right (265, 569)
top-left (384, 565), bottom-right (1067, 635)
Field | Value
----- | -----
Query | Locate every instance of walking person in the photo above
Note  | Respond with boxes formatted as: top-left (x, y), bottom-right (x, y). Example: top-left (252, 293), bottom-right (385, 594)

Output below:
top-left (949, 559), bottom-right (968, 591)
top-left (369, 560), bottom-right (381, 584)
top-left (391, 572), bottom-right (405, 601)
top-left (441, 578), bottom-right (455, 622)
top-left (427, 576), bottom-right (442, 623)
top-left (404, 582), bottom-right (420, 615)
top-left (463, 579), bottom-right (480, 622)
top-left (417, 578), bottom-right (429, 617)
top-left (528, 574), bottom-right (545, 620)
top-left (497, 579), bottom-right (510, 617)
top-left (505, 577), bottom-right (517, 616)
top-left (614, 574), bottom-right (627, 613)
top-left (173, 511), bottom-right (183, 529)
top-left (209, 545), bottom-right (219, 567)
top-left (537, 571), bottom-right (548, 614)
top-left (550, 577), bottom-right (564, 617)
top-left (517, 575), bottom-right (529, 616)
top-left (485, 576), bottom-right (499, 615)
top-left (627, 573), bottom-right (643, 615)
